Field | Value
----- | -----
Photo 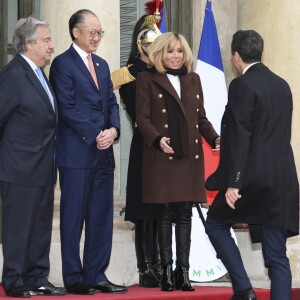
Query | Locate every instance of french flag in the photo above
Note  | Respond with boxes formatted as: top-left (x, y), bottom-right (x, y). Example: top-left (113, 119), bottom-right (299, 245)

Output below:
top-left (159, 0), bottom-right (167, 32)
top-left (195, 0), bottom-right (227, 204)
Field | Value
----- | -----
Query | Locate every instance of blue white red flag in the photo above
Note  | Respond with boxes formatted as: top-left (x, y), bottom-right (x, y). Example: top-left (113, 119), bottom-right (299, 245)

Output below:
top-left (195, 0), bottom-right (227, 204)
top-left (160, 2), bottom-right (167, 33)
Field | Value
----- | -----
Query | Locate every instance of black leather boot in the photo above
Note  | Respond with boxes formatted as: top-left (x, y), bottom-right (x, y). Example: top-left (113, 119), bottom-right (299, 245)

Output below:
top-left (135, 220), bottom-right (160, 287)
top-left (158, 205), bottom-right (174, 291)
top-left (139, 268), bottom-right (160, 288)
top-left (174, 266), bottom-right (195, 291)
top-left (174, 202), bottom-right (194, 291)
top-left (161, 264), bottom-right (174, 291)
top-left (152, 220), bottom-right (162, 282)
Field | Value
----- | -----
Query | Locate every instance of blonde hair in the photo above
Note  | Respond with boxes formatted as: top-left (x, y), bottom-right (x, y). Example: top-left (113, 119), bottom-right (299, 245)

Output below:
top-left (148, 32), bottom-right (193, 74)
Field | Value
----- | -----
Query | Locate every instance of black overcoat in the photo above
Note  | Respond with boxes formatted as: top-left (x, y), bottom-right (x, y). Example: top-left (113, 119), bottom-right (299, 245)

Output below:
top-left (206, 63), bottom-right (299, 239)
top-left (119, 60), bottom-right (161, 221)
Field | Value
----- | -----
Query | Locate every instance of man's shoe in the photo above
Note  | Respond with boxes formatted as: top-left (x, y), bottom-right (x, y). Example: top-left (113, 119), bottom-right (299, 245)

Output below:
top-left (6, 285), bottom-right (31, 298)
top-left (231, 288), bottom-right (257, 300)
top-left (66, 282), bottom-right (96, 295)
top-left (93, 280), bottom-right (128, 293)
top-left (30, 282), bottom-right (67, 296)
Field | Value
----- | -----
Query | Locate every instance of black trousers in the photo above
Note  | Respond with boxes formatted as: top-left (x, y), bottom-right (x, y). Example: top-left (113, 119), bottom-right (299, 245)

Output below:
top-left (0, 181), bottom-right (54, 291)
top-left (205, 217), bottom-right (291, 300)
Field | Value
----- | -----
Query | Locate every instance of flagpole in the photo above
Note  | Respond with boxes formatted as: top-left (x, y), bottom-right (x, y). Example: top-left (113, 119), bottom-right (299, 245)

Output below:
top-left (195, 203), bottom-right (206, 228)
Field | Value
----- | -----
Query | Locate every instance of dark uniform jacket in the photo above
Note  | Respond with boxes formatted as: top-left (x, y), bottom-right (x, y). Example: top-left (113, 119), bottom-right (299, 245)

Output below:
top-left (206, 63), bottom-right (299, 239)
top-left (136, 70), bottom-right (218, 204)
top-left (119, 60), bottom-right (161, 221)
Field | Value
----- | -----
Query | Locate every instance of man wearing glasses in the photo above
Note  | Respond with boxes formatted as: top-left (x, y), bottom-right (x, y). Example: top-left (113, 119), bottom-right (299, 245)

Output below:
top-left (49, 9), bottom-right (126, 295)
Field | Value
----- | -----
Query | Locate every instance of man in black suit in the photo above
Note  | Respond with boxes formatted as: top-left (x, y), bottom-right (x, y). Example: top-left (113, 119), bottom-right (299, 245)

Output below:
top-left (0, 17), bottom-right (66, 298)
top-left (205, 30), bottom-right (299, 300)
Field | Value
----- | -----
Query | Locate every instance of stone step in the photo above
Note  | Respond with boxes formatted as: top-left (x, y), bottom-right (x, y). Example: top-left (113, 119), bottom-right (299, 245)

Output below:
top-left (0, 226), bottom-right (299, 288)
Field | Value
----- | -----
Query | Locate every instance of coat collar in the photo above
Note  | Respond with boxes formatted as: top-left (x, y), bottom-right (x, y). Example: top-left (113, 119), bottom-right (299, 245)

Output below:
top-left (244, 62), bottom-right (267, 74)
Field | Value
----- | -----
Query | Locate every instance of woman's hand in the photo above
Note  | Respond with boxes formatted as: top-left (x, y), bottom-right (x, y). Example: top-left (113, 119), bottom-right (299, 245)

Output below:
top-left (160, 137), bottom-right (174, 154)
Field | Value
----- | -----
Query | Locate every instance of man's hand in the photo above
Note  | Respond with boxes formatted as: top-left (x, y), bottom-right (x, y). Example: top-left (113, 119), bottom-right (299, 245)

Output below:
top-left (225, 187), bottom-right (241, 209)
top-left (96, 128), bottom-right (117, 150)
top-left (213, 137), bottom-right (220, 151)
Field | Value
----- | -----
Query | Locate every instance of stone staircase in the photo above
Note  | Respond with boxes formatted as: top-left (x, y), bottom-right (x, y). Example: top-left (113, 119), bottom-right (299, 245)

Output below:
top-left (0, 187), bottom-right (299, 289)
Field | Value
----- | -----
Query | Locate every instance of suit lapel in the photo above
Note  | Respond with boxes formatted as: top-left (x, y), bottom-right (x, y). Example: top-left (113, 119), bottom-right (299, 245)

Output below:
top-left (17, 56), bottom-right (55, 115)
top-left (43, 70), bottom-right (58, 122)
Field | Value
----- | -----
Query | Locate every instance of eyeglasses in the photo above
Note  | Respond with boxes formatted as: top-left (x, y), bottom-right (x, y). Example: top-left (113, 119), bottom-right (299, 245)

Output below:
top-left (77, 27), bottom-right (105, 38)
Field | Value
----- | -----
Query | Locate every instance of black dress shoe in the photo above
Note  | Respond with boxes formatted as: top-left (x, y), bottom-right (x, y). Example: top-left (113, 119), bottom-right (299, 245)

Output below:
top-left (30, 282), bottom-right (67, 296)
top-left (6, 285), bottom-right (31, 298)
top-left (66, 282), bottom-right (96, 295)
top-left (231, 288), bottom-right (257, 300)
top-left (93, 280), bottom-right (128, 293)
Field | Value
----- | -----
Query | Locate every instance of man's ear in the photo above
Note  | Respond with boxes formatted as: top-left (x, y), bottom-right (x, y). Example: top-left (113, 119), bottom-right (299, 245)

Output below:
top-left (72, 27), bottom-right (79, 39)
top-left (25, 41), bottom-right (33, 52)
top-left (233, 51), bottom-right (240, 61)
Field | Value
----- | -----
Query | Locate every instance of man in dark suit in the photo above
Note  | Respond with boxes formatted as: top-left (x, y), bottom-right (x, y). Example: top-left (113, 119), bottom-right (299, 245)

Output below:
top-left (0, 17), bottom-right (67, 297)
top-left (205, 30), bottom-right (299, 300)
top-left (49, 9), bottom-right (126, 295)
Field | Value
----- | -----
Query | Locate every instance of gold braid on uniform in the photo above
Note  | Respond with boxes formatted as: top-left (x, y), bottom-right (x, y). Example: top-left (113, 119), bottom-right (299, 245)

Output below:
top-left (111, 11), bottom-right (161, 90)
top-left (111, 65), bottom-right (135, 90)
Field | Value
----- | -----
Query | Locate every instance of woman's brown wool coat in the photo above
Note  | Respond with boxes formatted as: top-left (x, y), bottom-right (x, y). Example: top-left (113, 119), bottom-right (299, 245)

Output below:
top-left (136, 71), bottom-right (219, 204)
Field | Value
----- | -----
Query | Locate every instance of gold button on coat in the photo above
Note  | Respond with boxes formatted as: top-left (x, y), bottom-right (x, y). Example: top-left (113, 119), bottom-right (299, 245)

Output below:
top-left (196, 94), bottom-right (200, 99)
top-left (195, 155), bottom-right (199, 159)
top-left (158, 94), bottom-right (163, 98)
top-left (162, 109), bottom-right (166, 113)
top-left (164, 124), bottom-right (168, 129)
top-left (197, 108), bottom-right (200, 112)
top-left (169, 156), bottom-right (173, 160)
top-left (195, 139), bottom-right (199, 144)
top-left (196, 125), bottom-right (199, 129)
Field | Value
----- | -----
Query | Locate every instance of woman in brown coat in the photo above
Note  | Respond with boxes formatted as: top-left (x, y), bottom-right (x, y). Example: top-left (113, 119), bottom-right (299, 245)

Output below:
top-left (136, 32), bottom-right (220, 292)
